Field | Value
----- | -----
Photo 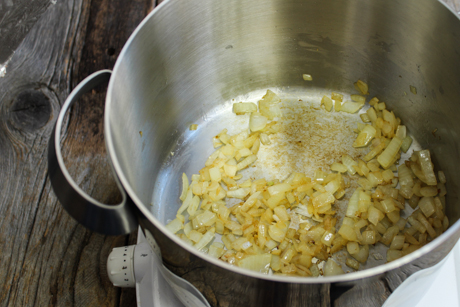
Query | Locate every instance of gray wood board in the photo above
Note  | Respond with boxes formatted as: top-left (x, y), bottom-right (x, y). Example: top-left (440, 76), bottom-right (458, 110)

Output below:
top-left (0, 0), bottom-right (154, 305)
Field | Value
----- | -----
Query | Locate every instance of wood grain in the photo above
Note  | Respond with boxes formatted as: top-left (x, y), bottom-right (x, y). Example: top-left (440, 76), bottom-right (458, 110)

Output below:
top-left (0, 0), bottom-right (154, 306)
top-left (0, 0), bottom-right (459, 307)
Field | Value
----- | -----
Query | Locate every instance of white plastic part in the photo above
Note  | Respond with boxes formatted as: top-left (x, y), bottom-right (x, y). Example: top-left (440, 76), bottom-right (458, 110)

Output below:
top-left (107, 245), bottom-right (136, 287)
top-left (383, 239), bottom-right (460, 307)
top-left (136, 228), bottom-right (211, 307)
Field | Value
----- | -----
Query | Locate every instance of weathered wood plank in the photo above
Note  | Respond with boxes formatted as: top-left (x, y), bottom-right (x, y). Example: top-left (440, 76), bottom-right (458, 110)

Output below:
top-left (0, 0), bottom-right (153, 306)
top-left (0, 1), bottom-right (459, 307)
top-left (0, 0), bottom-right (52, 64)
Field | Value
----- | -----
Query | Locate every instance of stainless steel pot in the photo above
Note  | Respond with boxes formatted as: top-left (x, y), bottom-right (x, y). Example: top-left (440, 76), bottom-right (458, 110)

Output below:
top-left (48, 0), bottom-right (460, 305)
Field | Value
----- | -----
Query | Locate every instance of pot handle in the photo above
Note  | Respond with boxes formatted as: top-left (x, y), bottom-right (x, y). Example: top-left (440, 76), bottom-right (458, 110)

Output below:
top-left (48, 70), bottom-right (138, 235)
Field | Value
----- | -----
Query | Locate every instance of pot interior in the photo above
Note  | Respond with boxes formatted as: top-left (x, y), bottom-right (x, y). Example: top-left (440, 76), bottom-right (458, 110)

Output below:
top-left (106, 0), bottom-right (460, 277)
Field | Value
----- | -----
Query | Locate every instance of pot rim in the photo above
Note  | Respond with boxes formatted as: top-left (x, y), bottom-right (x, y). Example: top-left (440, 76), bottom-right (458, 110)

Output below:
top-left (105, 0), bottom-right (460, 284)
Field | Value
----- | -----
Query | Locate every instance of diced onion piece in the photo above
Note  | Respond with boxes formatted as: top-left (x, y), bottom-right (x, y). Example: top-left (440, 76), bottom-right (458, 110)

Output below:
top-left (389, 235), bottom-right (405, 250)
top-left (237, 155), bottom-right (257, 170)
top-left (269, 223), bottom-right (288, 242)
top-left (398, 164), bottom-right (414, 187)
top-left (342, 154), bottom-right (358, 175)
top-left (268, 183), bottom-right (292, 196)
top-left (419, 196), bottom-right (436, 217)
top-left (194, 227), bottom-right (216, 251)
top-left (209, 167), bottom-right (222, 182)
top-left (368, 206), bottom-right (385, 226)
top-left (258, 90), bottom-right (282, 119)
top-left (238, 254), bottom-right (272, 274)
top-left (227, 187), bottom-right (251, 199)
top-left (395, 125), bottom-right (406, 139)
top-left (399, 185), bottom-right (414, 199)
top-left (376, 102), bottom-right (386, 111)
top-left (324, 178), bottom-right (341, 195)
top-left (165, 218), bottom-right (183, 234)
top-left (231, 237), bottom-right (252, 251)
top-left (401, 136), bottom-right (413, 153)
top-left (303, 74), bottom-right (313, 81)
top-left (260, 133), bottom-right (271, 145)
top-left (334, 100), bottom-right (342, 112)
top-left (354, 79), bottom-right (369, 95)
top-left (346, 258), bottom-right (360, 270)
top-left (312, 192), bottom-right (335, 210)
top-left (324, 258), bottom-right (344, 276)
top-left (266, 192), bottom-right (286, 209)
top-left (353, 125), bottom-right (376, 147)
top-left (195, 211), bottom-right (217, 227)
top-left (209, 243), bottom-right (225, 258)
top-left (338, 224), bottom-right (357, 241)
top-left (177, 188), bottom-right (193, 214)
top-left (360, 113), bottom-right (371, 123)
top-left (380, 199), bottom-right (396, 213)
top-left (321, 231), bottom-right (335, 247)
top-left (387, 250), bottom-right (403, 262)
top-left (274, 205), bottom-right (290, 221)
top-left (232, 102), bottom-right (257, 114)
top-left (382, 169), bottom-right (394, 182)
top-left (321, 96), bottom-right (333, 112)
top-left (420, 187), bottom-right (438, 197)
top-left (331, 162), bottom-right (348, 173)
top-left (377, 136), bottom-right (402, 169)
top-left (224, 164), bottom-right (237, 177)
top-left (346, 188), bottom-right (361, 217)
top-left (187, 195), bottom-right (201, 216)
top-left (179, 173), bottom-right (189, 201)
top-left (331, 92), bottom-right (343, 102)
top-left (249, 112), bottom-right (268, 132)
top-left (381, 225), bottom-right (400, 246)
top-left (341, 101), bottom-right (365, 113)
top-left (294, 204), bottom-right (312, 218)
top-left (366, 107), bottom-right (378, 123)
top-left (363, 142), bottom-right (385, 162)
top-left (369, 97), bottom-right (379, 106)
top-left (351, 244), bottom-right (369, 263)
top-left (351, 94), bottom-right (366, 103)
top-left (410, 85), bottom-right (417, 95)
top-left (361, 230), bottom-right (376, 245)
top-left (417, 150), bottom-right (437, 186)
top-left (347, 242), bottom-right (360, 254)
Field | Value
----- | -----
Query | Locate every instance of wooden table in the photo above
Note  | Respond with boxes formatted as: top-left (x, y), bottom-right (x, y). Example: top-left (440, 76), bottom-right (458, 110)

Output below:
top-left (0, 0), bottom-right (459, 306)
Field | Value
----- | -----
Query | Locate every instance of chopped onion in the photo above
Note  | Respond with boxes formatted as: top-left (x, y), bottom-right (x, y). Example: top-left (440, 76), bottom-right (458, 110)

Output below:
top-left (260, 133), bottom-right (271, 145)
top-left (346, 188), bottom-right (361, 217)
top-left (354, 79), bottom-right (369, 95)
top-left (238, 254), bottom-right (272, 274)
top-left (249, 112), bottom-right (268, 131)
top-left (227, 187), bottom-right (251, 199)
top-left (342, 154), bottom-right (358, 175)
top-left (353, 125), bottom-right (377, 147)
top-left (165, 218), bottom-right (183, 234)
top-left (341, 101), bottom-right (365, 113)
top-left (258, 90), bottom-right (282, 119)
top-left (331, 92), bottom-right (343, 101)
top-left (179, 173), bottom-right (189, 201)
top-left (233, 102), bottom-right (258, 114)
top-left (377, 136), bottom-right (402, 169)
top-left (321, 96), bottom-right (333, 112)
top-left (417, 150), bottom-right (437, 186)
top-left (324, 258), bottom-right (344, 276)
top-left (400, 136), bottom-right (413, 153)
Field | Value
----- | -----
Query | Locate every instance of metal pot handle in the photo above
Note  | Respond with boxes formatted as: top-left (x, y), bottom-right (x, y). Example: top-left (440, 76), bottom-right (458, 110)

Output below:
top-left (48, 70), bottom-right (138, 235)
